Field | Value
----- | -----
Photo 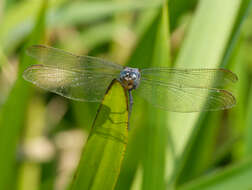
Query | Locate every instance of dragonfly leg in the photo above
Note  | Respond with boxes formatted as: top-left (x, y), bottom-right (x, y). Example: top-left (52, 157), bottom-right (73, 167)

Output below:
top-left (128, 90), bottom-right (133, 130)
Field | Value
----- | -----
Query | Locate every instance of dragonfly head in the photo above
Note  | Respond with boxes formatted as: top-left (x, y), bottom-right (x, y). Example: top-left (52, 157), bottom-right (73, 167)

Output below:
top-left (119, 67), bottom-right (141, 90)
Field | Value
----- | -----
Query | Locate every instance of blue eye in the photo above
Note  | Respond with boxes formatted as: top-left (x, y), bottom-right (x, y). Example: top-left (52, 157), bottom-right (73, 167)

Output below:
top-left (123, 72), bottom-right (129, 76)
top-left (131, 73), bottom-right (137, 79)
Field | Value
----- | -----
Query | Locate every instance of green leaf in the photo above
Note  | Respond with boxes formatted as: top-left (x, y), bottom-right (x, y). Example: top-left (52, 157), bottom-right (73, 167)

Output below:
top-left (228, 41), bottom-right (249, 160)
top-left (178, 158), bottom-right (252, 190)
top-left (245, 83), bottom-right (252, 156)
top-left (0, 1), bottom-right (47, 189)
top-left (0, 0), bottom-right (163, 54)
top-left (114, 12), bottom-right (161, 189)
top-left (226, 0), bottom-right (252, 161)
top-left (0, 0), bottom-right (65, 54)
top-left (221, 0), bottom-right (252, 67)
top-left (115, 4), bottom-right (171, 190)
top-left (70, 80), bottom-right (128, 190)
top-left (54, 0), bottom-right (164, 27)
top-left (141, 5), bottom-right (170, 190)
top-left (0, 47), bottom-right (8, 68)
top-left (174, 0), bottom-right (252, 184)
top-left (169, 0), bottom-right (198, 31)
top-left (80, 23), bottom-right (126, 50)
top-left (167, 0), bottom-right (242, 184)
top-left (17, 97), bottom-right (46, 190)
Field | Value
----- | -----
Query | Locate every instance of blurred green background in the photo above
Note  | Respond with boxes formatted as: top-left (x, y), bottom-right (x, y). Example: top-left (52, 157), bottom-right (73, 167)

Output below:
top-left (1, 0), bottom-right (252, 189)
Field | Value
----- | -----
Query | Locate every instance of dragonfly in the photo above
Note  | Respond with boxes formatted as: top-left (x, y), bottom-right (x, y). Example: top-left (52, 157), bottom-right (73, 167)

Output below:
top-left (23, 45), bottom-right (238, 116)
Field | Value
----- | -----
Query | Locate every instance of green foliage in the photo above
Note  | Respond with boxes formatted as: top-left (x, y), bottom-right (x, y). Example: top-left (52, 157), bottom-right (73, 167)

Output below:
top-left (0, 0), bottom-right (252, 190)
top-left (0, 1), bottom-right (47, 189)
top-left (179, 158), bottom-right (252, 190)
top-left (168, 0), bottom-right (244, 185)
top-left (115, 5), bottom-right (170, 190)
top-left (70, 80), bottom-right (128, 190)
top-left (172, 0), bottom-right (252, 185)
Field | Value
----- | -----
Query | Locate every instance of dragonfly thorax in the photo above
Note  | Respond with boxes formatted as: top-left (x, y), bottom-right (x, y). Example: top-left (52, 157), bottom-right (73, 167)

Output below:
top-left (119, 67), bottom-right (141, 90)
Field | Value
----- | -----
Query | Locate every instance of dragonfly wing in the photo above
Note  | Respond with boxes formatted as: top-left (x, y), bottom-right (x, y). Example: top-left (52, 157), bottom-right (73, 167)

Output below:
top-left (136, 79), bottom-right (236, 112)
top-left (24, 45), bottom-right (123, 101)
top-left (23, 65), bottom-right (117, 102)
top-left (141, 68), bottom-right (238, 88)
top-left (26, 44), bottom-right (124, 73)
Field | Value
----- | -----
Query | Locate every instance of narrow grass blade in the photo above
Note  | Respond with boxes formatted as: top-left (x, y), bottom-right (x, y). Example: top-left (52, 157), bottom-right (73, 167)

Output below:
top-left (141, 4), bottom-right (170, 190)
top-left (228, 43), bottom-right (249, 160)
top-left (0, 47), bottom-right (7, 68)
top-left (221, 0), bottom-right (252, 67)
top-left (178, 158), bottom-right (252, 190)
top-left (245, 82), bottom-right (252, 156)
top-left (0, 1), bottom-right (47, 189)
top-left (17, 97), bottom-right (46, 190)
top-left (70, 80), bottom-right (128, 190)
top-left (169, 0), bottom-right (198, 31)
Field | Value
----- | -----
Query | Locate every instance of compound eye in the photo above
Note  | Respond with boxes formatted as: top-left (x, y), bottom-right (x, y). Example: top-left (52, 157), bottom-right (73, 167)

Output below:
top-left (131, 73), bottom-right (137, 79)
top-left (123, 71), bottom-right (128, 77)
top-left (125, 72), bottom-right (130, 77)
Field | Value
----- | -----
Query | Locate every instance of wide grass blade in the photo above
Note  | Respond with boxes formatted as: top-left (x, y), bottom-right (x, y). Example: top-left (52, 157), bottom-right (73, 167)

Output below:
top-left (178, 158), bottom-right (252, 190)
top-left (114, 10), bottom-right (161, 190)
top-left (115, 4), bottom-right (171, 190)
top-left (173, 0), bottom-right (252, 184)
top-left (168, 0), bottom-right (242, 184)
top-left (0, 1), bottom-right (47, 189)
top-left (17, 98), bottom-right (46, 190)
top-left (70, 80), bottom-right (128, 190)
top-left (141, 5), bottom-right (170, 190)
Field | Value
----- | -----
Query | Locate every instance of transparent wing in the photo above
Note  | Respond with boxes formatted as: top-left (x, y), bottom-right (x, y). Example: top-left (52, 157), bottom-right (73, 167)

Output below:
top-left (26, 44), bottom-right (124, 72)
top-left (136, 79), bottom-right (236, 112)
top-left (141, 68), bottom-right (238, 88)
top-left (23, 45), bottom-right (123, 101)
